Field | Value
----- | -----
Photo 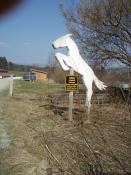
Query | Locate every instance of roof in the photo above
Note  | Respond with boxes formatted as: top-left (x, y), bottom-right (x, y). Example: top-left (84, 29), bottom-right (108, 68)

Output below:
top-left (0, 69), bottom-right (8, 73)
top-left (0, 72), bottom-right (11, 77)
top-left (31, 69), bottom-right (47, 74)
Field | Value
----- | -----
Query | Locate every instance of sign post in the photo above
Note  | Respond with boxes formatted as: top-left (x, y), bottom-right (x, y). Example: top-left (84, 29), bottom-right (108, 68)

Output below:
top-left (65, 69), bottom-right (78, 121)
top-left (68, 68), bottom-right (74, 121)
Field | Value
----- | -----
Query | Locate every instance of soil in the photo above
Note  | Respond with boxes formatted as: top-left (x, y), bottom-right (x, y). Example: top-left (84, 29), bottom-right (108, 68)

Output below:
top-left (0, 92), bottom-right (130, 175)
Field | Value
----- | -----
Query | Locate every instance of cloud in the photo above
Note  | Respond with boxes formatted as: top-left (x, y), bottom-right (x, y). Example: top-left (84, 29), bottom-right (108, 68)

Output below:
top-left (0, 41), bottom-right (8, 47)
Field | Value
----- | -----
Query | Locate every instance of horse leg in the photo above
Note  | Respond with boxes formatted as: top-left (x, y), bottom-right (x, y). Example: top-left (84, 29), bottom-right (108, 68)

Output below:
top-left (85, 88), bottom-right (92, 113)
top-left (85, 87), bottom-right (93, 123)
top-left (55, 52), bottom-right (70, 71)
top-left (55, 52), bottom-right (77, 71)
top-left (82, 76), bottom-right (93, 122)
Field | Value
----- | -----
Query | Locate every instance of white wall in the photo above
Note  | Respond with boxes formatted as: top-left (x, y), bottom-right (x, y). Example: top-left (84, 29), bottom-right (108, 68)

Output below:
top-left (0, 78), bottom-right (11, 92)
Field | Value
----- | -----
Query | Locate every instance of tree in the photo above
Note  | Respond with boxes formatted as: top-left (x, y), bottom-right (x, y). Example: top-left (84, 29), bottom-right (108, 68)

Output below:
top-left (0, 57), bottom-right (8, 70)
top-left (61, 0), bottom-right (131, 67)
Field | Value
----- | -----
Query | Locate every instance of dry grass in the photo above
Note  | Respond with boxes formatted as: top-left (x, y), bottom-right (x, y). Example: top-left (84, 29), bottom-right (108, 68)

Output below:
top-left (0, 81), bottom-right (131, 175)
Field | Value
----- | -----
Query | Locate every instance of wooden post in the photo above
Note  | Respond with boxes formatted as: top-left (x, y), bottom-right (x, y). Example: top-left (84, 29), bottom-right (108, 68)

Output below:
top-left (46, 168), bottom-right (52, 175)
top-left (68, 68), bottom-right (74, 121)
top-left (9, 75), bottom-right (13, 96)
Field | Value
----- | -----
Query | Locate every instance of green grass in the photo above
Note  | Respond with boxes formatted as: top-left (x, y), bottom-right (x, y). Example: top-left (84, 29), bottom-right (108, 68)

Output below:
top-left (9, 71), bottom-right (25, 77)
top-left (13, 80), bottom-right (64, 95)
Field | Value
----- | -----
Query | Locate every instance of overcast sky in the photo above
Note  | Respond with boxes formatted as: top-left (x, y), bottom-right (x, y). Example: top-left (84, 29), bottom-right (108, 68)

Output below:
top-left (0, 0), bottom-right (72, 66)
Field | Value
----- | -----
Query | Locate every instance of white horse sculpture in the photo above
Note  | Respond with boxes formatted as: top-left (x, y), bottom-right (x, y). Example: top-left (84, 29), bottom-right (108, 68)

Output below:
top-left (52, 34), bottom-right (107, 113)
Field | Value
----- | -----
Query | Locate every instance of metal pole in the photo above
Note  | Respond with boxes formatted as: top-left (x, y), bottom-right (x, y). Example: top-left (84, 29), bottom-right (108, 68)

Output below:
top-left (68, 68), bottom-right (74, 121)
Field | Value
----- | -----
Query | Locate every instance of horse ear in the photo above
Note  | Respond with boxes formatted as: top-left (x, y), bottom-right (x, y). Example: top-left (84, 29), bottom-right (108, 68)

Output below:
top-left (66, 33), bottom-right (72, 38)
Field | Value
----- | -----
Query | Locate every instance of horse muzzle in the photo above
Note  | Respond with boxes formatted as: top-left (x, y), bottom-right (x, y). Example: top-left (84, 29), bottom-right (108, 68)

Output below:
top-left (52, 43), bottom-right (56, 49)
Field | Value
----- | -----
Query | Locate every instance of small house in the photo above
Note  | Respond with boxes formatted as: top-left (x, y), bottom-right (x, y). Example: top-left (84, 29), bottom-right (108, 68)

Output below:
top-left (31, 69), bottom-right (47, 81)
top-left (0, 69), bottom-right (10, 78)
top-left (23, 72), bottom-right (36, 81)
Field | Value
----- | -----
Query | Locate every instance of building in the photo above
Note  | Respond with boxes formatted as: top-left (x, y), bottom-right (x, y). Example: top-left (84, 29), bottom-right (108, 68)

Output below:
top-left (31, 69), bottom-right (47, 81)
top-left (0, 69), bottom-right (10, 78)
top-left (23, 72), bottom-right (36, 81)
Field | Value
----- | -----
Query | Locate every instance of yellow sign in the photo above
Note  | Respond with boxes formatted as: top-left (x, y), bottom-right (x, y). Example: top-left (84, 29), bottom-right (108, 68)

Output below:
top-left (65, 75), bottom-right (78, 91)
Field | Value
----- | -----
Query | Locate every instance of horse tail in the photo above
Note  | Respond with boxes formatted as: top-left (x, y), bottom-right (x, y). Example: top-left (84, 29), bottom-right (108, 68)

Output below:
top-left (93, 74), bottom-right (107, 90)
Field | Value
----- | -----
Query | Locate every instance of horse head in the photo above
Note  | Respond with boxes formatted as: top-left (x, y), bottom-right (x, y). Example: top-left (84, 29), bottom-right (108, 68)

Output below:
top-left (52, 33), bottom-right (72, 49)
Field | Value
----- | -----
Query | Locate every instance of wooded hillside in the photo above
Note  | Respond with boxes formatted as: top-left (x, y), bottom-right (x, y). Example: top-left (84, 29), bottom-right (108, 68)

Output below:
top-left (0, 56), bottom-right (43, 72)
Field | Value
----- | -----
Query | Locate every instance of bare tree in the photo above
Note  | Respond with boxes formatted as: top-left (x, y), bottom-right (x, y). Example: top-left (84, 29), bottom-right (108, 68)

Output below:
top-left (60, 0), bottom-right (131, 67)
top-left (47, 51), bottom-right (66, 83)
